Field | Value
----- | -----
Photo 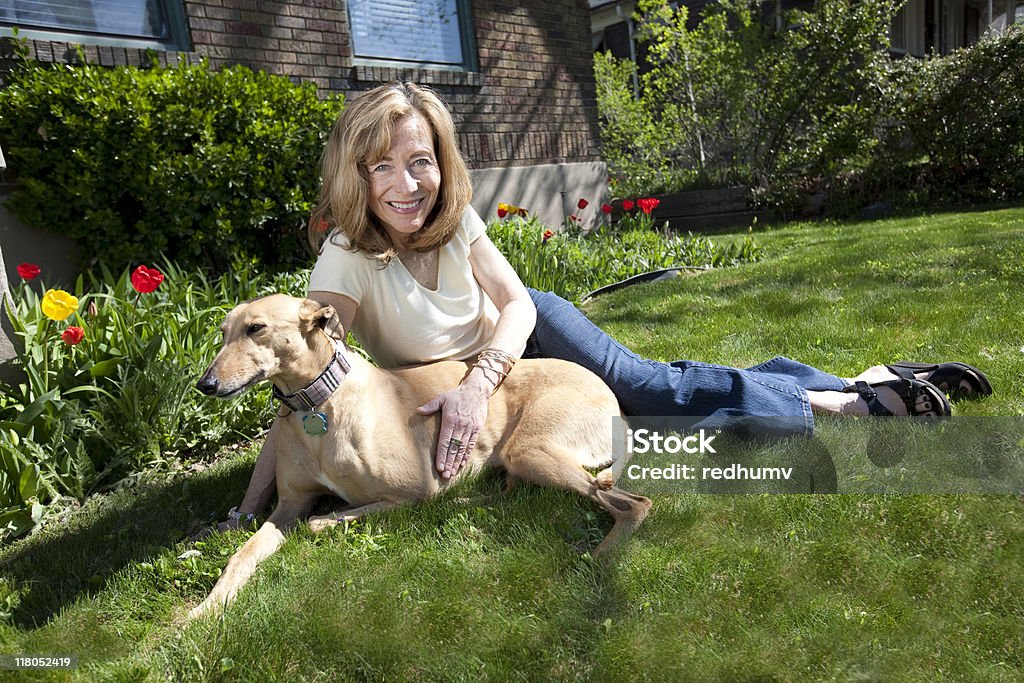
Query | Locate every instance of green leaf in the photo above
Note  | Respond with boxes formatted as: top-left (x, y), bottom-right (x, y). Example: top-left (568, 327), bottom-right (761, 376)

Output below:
top-left (89, 357), bottom-right (124, 378)
top-left (143, 331), bottom-right (165, 362)
top-left (0, 422), bottom-right (29, 437)
top-left (18, 465), bottom-right (41, 502)
top-left (0, 508), bottom-right (36, 540)
top-left (15, 389), bottom-right (61, 428)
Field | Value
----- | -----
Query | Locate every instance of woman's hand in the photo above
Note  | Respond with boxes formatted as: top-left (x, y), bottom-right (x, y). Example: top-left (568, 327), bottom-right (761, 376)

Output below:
top-left (416, 382), bottom-right (490, 479)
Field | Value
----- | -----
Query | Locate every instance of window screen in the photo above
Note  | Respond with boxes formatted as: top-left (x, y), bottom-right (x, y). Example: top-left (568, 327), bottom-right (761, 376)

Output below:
top-left (348, 0), bottom-right (470, 67)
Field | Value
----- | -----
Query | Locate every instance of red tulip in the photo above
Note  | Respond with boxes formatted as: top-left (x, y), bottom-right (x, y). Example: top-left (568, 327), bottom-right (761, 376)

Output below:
top-left (638, 198), bottom-right (660, 215)
top-left (497, 207), bottom-right (508, 218)
top-left (622, 199), bottom-right (635, 211)
top-left (601, 203), bottom-right (613, 214)
top-left (542, 230), bottom-right (554, 243)
top-left (131, 265), bottom-right (164, 294)
top-left (61, 326), bottom-right (85, 346)
top-left (577, 198), bottom-right (589, 210)
top-left (17, 263), bottom-right (41, 280)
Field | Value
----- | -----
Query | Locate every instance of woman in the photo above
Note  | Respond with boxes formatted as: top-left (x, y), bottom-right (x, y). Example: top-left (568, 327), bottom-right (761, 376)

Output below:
top-left (212, 82), bottom-right (991, 530)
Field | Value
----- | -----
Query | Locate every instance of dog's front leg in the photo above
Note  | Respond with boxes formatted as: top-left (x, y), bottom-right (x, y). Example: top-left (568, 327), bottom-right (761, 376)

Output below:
top-left (188, 499), bottom-right (310, 619)
top-left (308, 500), bottom-right (398, 534)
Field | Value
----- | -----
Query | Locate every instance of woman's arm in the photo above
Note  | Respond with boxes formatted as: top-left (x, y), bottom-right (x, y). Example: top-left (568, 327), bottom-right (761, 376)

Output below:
top-left (417, 232), bottom-right (537, 479)
top-left (467, 231), bottom-right (536, 369)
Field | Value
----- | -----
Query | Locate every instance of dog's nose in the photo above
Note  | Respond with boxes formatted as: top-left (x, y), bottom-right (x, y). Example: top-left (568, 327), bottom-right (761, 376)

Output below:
top-left (196, 373), bottom-right (219, 396)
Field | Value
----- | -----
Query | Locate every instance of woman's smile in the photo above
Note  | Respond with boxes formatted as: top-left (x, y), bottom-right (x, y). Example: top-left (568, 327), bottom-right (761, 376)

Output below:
top-left (386, 198), bottom-right (426, 212)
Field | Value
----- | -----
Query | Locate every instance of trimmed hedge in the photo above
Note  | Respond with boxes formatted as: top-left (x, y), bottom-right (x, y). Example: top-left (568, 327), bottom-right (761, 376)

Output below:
top-left (865, 25), bottom-right (1024, 206)
top-left (0, 55), bottom-right (344, 274)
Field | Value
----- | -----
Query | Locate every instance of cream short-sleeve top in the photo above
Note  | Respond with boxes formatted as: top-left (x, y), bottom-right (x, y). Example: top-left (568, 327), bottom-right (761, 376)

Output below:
top-left (307, 206), bottom-right (500, 368)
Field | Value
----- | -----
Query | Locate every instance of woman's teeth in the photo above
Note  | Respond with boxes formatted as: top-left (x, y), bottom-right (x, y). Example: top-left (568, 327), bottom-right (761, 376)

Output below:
top-left (388, 199), bottom-right (421, 210)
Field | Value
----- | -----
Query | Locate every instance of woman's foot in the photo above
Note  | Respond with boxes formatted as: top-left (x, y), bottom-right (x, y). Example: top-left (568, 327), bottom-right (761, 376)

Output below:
top-left (849, 364), bottom-right (989, 399)
top-left (842, 378), bottom-right (951, 417)
top-left (810, 378), bottom-right (950, 417)
top-left (885, 361), bottom-right (992, 399)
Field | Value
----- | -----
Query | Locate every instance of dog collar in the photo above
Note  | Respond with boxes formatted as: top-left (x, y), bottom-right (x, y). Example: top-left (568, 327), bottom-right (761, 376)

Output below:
top-left (272, 338), bottom-right (351, 413)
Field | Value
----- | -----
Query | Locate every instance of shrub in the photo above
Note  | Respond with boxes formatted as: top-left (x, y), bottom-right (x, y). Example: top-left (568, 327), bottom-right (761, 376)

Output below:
top-left (0, 54), bottom-right (344, 274)
top-left (597, 2), bottom-right (1023, 213)
top-left (597, 0), bottom-right (899, 199)
top-left (858, 25), bottom-right (1024, 207)
top-left (593, 53), bottom-right (699, 198)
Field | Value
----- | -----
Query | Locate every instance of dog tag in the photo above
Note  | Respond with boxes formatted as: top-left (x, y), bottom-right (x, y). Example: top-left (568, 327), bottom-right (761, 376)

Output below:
top-left (302, 412), bottom-right (328, 436)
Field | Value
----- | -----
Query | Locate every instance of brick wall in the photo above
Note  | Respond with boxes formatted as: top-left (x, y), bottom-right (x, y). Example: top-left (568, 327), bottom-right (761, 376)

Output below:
top-left (4, 0), bottom-right (601, 170)
top-left (455, 1), bottom-right (601, 168)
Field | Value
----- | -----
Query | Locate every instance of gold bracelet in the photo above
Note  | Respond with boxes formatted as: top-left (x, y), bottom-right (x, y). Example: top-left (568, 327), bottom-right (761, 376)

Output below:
top-left (472, 359), bottom-right (509, 393)
top-left (477, 348), bottom-right (516, 374)
top-left (474, 362), bottom-right (507, 385)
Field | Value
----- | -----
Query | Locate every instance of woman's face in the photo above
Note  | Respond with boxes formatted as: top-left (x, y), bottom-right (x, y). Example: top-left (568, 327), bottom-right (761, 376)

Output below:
top-left (366, 113), bottom-right (441, 243)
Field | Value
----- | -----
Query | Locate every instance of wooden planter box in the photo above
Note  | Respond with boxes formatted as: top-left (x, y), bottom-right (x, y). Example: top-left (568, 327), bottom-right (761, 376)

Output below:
top-left (614, 186), bottom-right (769, 233)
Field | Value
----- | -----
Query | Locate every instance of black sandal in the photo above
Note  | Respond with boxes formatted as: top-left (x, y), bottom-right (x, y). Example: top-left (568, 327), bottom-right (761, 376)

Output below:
top-left (843, 378), bottom-right (952, 417)
top-left (886, 361), bottom-right (992, 400)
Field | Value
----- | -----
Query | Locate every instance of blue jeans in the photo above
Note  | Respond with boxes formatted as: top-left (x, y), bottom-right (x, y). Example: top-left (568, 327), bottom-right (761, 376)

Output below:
top-left (523, 289), bottom-right (848, 436)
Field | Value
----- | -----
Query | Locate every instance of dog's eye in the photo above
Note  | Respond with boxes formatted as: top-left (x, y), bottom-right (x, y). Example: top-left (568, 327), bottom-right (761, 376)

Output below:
top-left (246, 323), bottom-right (266, 336)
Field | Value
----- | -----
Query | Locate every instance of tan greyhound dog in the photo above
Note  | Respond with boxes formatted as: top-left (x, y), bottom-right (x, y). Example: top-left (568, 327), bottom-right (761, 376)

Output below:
top-left (189, 294), bottom-right (651, 618)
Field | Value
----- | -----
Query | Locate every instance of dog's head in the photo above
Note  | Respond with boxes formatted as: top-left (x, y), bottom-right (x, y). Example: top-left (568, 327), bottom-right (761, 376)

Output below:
top-left (196, 294), bottom-right (339, 398)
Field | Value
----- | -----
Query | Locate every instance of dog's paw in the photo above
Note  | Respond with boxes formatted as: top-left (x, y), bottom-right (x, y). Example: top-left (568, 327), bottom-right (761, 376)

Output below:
top-left (307, 514), bottom-right (339, 534)
top-left (188, 600), bottom-right (217, 620)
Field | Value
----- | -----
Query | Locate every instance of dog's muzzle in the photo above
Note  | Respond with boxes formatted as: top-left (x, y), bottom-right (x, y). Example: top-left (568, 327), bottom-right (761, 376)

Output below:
top-left (196, 369), bottom-right (262, 398)
top-left (196, 370), bottom-right (224, 397)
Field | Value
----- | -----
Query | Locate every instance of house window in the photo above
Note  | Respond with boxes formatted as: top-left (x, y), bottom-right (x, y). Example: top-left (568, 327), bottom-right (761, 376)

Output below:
top-left (347, 0), bottom-right (477, 70)
top-left (0, 0), bottom-right (190, 50)
top-left (890, 4), bottom-right (909, 52)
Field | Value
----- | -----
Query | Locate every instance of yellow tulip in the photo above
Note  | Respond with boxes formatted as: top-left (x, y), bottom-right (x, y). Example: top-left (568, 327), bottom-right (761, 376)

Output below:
top-left (41, 289), bottom-right (79, 321)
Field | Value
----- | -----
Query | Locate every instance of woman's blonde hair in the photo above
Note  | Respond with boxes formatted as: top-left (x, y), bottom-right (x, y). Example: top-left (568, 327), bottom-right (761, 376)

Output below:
top-left (308, 82), bottom-right (473, 263)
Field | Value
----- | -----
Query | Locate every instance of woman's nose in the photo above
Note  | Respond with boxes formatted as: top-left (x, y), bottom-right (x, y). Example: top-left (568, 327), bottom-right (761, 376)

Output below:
top-left (397, 167), bottom-right (419, 192)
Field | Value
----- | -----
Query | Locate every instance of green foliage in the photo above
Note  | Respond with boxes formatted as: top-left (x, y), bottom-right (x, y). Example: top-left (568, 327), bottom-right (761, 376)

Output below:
top-left (488, 213), bottom-right (763, 302)
top-left (852, 25), bottom-right (1024, 207)
top-left (596, 3), bottom-right (1024, 212)
top-left (593, 53), bottom-right (696, 198)
top-left (0, 261), bottom-right (307, 542)
top-left (597, 0), bottom-right (899, 199)
top-left (0, 56), bottom-right (344, 274)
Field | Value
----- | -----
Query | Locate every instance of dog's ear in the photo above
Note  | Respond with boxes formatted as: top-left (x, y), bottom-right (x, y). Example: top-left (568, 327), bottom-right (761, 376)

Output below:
top-left (299, 299), bottom-right (343, 338)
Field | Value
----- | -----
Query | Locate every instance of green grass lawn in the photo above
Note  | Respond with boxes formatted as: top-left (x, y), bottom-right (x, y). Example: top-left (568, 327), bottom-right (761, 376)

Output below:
top-left (1, 207), bottom-right (1022, 681)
